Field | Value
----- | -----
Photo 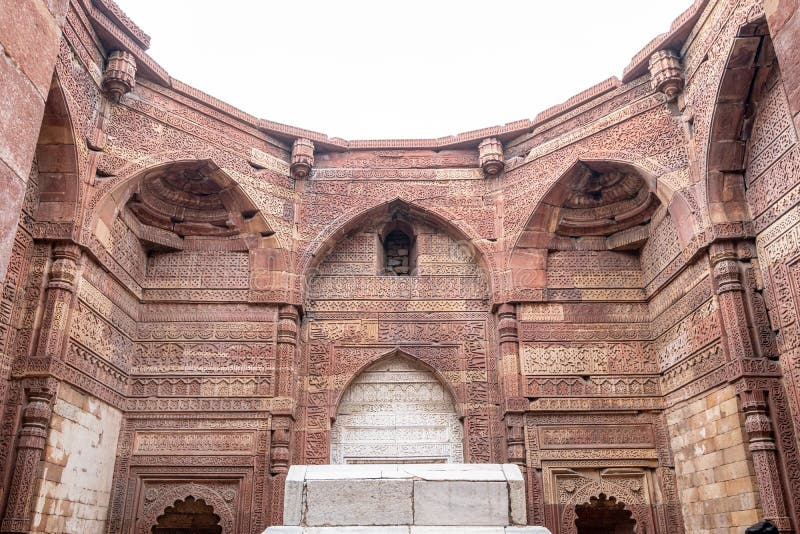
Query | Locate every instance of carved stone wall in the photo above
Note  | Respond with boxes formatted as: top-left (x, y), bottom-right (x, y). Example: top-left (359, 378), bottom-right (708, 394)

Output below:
top-left (30, 384), bottom-right (122, 534)
top-left (665, 385), bottom-right (761, 532)
top-left (331, 354), bottom-right (464, 464)
top-left (301, 215), bottom-right (498, 466)
top-left (2, 0), bottom-right (800, 532)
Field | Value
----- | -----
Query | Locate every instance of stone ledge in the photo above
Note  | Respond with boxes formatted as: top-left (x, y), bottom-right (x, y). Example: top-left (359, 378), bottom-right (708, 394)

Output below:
top-left (265, 527), bottom-right (551, 533)
top-left (280, 464), bottom-right (537, 529)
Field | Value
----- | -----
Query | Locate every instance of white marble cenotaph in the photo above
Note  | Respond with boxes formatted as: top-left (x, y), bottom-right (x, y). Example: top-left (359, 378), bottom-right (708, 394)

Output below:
top-left (263, 463), bottom-right (552, 533)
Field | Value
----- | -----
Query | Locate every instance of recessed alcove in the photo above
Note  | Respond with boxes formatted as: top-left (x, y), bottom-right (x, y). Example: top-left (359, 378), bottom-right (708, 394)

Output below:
top-left (546, 161), bottom-right (660, 250)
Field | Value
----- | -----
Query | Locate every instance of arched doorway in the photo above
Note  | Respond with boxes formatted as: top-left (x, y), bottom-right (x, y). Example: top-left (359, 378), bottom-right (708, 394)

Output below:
top-left (575, 493), bottom-right (636, 534)
top-left (330, 353), bottom-right (464, 464)
top-left (152, 496), bottom-right (222, 534)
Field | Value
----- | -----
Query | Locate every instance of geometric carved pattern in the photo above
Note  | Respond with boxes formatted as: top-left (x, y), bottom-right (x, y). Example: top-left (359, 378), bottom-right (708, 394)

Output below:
top-left (5, 2), bottom-right (800, 533)
top-left (330, 354), bottom-right (464, 464)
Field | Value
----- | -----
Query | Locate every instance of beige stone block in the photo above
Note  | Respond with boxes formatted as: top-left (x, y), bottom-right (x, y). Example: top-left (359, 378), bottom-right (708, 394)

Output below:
top-left (697, 482), bottom-right (725, 501)
top-left (680, 486), bottom-right (699, 503)
top-left (719, 397), bottom-right (739, 417)
top-left (716, 415), bottom-right (744, 436)
top-left (695, 451), bottom-right (724, 471)
top-left (691, 469), bottom-right (714, 486)
top-left (284, 465), bottom-right (306, 526)
top-left (305, 479), bottom-right (413, 526)
top-left (730, 508), bottom-right (759, 526)
top-left (502, 464), bottom-right (526, 525)
top-left (714, 460), bottom-right (752, 482)
top-left (721, 444), bottom-right (748, 464)
top-left (414, 481), bottom-right (508, 526)
top-left (723, 476), bottom-right (757, 496)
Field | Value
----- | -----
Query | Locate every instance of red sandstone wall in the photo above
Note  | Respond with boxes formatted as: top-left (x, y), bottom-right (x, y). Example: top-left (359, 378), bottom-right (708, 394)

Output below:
top-left (1, 0), bottom-right (800, 533)
top-left (0, 0), bottom-right (68, 283)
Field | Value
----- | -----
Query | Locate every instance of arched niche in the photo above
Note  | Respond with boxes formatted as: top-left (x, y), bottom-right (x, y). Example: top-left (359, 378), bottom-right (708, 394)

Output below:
top-left (381, 220), bottom-right (417, 275)
top-left (89, 159), bottom-right (282, 295)
top-left (32, 76), bottom-right (80, 227)
top-left (575, 493), bottom-right (637, 534)
top-left (330, 352), bottom-right (464, 464)
top-left (302, 198), bottom-right (491, 289)
top-left (93, 160), bottom-right (274, 250)
top-left (706, 16), bottom-right (779, 224)
top-left (152, 496), bottom-right (222, 534)
top-left (510, 160), bottom-right (683, 300)
top-left (516, 160), bottom-right (663, 252)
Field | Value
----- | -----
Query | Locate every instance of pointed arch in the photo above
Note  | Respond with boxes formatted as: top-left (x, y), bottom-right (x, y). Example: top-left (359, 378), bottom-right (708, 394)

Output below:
top-left (331, 348), bottom-right (463, 415)
top-left (32, 76), bottom-right (81, 232)
top-left (705, 15), bottom-right (776, 224)
top-left (512, 156), bottom-right (695, 255)
top-left (330, 349), bottom-right (464, 464)
top-left (90, 159), bottom-right (279, 253)
top-left (299, 198), bottom-right (494, 293)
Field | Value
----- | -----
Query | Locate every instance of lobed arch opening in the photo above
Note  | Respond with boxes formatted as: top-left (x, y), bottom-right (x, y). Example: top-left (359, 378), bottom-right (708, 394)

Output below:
top-left (574, 493), bottom-right (637, 534)
top-left (330, 350), bottom-right (465, 465)
top-left (152, 496), bottom-right (222, 534)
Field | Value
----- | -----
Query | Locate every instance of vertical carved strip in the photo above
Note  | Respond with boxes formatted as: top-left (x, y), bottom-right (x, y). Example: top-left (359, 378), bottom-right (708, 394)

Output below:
top-left (269, 418), bottom-right (291, 527)
top-left (0, 386), bottom-right (55, 533)
top-left (107, 421), bottom-right (133, 534)
top-left (275, 305), bottom-right (300, 401)
top-left (304, 341), bottom-right (329, 464)
top-left (740, 389), bottom-right (792, 532)
top-left (25, 243), bottom-right (81, 375)
top-left (710, 241), bottom-right (756, 361)
top-left (270, 305), bottom-right (298, 526)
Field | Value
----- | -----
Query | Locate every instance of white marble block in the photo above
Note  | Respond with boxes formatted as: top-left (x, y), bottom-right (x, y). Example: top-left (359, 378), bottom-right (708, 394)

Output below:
top-left (266, 464), bottom-right (551, 534)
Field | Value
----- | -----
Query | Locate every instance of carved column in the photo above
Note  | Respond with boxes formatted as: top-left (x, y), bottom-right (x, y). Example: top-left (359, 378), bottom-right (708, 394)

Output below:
top-left (740, 389), bottom-right (792, 532)
top-left (2, 244), bottom-right (80, 531)
top-left (497, 304), bottom-right (532, 519)
top-left (710, 241), bottom-right (756, 361)
top-left (24, 243), bottom-right (81, 375)
top-left (275, 304), bottom-right (300, 401)
top-left (270, 304), bottom-right (300, 525)
top-left (0, 385), bottom-right (56, 533)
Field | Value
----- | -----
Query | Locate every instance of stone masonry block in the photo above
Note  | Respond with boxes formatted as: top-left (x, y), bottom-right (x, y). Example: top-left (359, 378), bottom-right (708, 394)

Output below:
top-left (413, 481), bottom-right (508, 526)
top-left (305, 478), bottom-right (413, 526)
top-left (284, 465), bottom-right (307, 525)
top-left (502, 464), bottom-right (527, 525)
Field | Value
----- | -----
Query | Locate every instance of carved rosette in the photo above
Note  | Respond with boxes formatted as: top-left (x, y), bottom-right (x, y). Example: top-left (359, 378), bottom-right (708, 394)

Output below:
top-left (102, 50), bottom-right (137, 102)
top-left (290, 138), bottom-right (315, 179)
top-left (648, 49), bottom-right (684, 101)
top-left (478, 137), bottom-right (504, 175)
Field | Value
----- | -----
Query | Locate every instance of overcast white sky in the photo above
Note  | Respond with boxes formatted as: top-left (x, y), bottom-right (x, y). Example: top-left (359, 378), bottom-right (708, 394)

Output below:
top-left (114, 1), bottom-right (692, 140)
